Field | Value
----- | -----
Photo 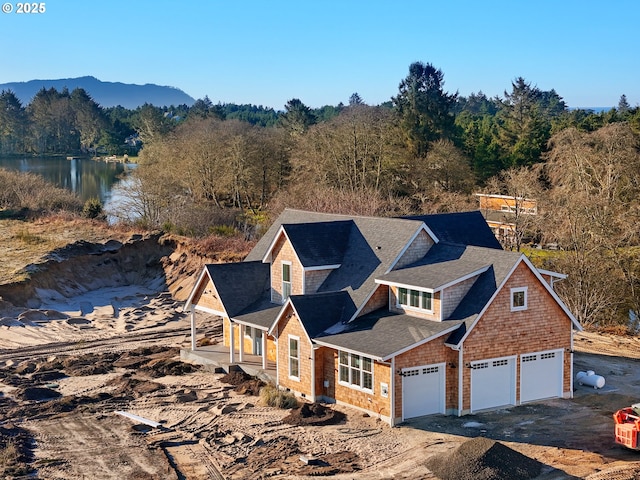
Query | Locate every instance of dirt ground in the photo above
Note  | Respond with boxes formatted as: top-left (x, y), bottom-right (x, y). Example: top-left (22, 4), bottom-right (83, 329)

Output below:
top-left (1, 317), bottom-right (640, 479)
top-left (2, 219), bottom-right (640, 478)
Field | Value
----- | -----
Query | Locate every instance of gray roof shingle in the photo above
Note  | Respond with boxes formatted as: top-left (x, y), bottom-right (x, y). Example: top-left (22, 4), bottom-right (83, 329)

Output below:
top-left (204, 262), bottom-right (270, 317)
top-left (282, 221), bottom-right (352, 267)
top-left (403, 211), bottom-right (502, 249)
top-left (314, 309), bottom-right (463, 359)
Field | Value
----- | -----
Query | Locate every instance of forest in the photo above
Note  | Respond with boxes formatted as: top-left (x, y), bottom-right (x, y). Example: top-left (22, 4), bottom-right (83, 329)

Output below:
top-left (1, 61), bottom-right (640, 330)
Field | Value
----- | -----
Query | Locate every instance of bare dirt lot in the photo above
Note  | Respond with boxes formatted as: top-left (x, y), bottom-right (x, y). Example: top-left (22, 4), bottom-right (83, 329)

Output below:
top-left (2, 218), bottom-right (640, 479)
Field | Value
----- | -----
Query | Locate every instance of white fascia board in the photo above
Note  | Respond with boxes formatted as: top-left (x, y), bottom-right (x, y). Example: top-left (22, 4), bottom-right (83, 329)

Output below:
top-left (267, 300), bottom-right (314, 344)
top-left (374, 279), bottom-right (435, 294)
top-left (457, 254), bottom-right (582, 346)
top-left (537, 268), bottom-right (567, 280)
top-left (193, 305), bottom-right (226, 317)
top-left (260, 226), bottom-right (303, 267)
top-left (381, 323), bottom-right (463, 361)
top-left (183, 266), bottom-right (211, 309)
top-left (231, 319), bottom-right (268, 331)
top-left (455, 257), bottom-right (523, 345)
top-left (312, 339), bottom-right (384, 362)
top-left (303, 264), bottom-right (341, 272)
top-left (348, 286), bottom-right (380, 323)
top-left (522, 255), bottom-right (581, 330)
top-left (386, 224), bottom-right (439, 275)
top-left (435, 266), bottom-right (490, 292)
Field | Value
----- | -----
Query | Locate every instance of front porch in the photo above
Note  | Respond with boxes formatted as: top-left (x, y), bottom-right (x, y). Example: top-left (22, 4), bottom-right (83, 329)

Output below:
top-left (180, 344), bottom-right (277, 384)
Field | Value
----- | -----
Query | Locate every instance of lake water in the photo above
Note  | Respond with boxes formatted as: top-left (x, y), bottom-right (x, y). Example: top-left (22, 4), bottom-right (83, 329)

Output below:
top-left (0, 156), bottom-right (135, 215)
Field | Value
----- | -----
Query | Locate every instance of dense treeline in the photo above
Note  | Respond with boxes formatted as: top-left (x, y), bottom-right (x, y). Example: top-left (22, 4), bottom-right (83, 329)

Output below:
top-left (3, 62), bottom-right (640, 330)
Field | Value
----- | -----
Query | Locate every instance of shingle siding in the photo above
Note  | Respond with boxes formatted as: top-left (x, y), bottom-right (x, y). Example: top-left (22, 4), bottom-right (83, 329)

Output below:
top-left (441, 276), bottom-right (478, 319)
top-left (271, 236), bottom-right (303, 303)
top-left (394, 230), bottom-right (434, 270)
top-left (305, 269), bottom-right (333, 294)
top-left (459, 262), bottom-right (573, 413)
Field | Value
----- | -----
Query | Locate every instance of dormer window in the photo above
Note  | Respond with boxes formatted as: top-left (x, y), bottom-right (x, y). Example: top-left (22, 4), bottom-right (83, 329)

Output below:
top-left (398, 287), bottom-right (433, 312)
top-left (282, 261), bottom-right (292, 301)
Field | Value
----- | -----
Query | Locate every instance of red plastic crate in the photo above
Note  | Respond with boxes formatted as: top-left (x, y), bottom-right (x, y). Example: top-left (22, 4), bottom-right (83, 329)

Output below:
top-left (615, 423), bottom-right (638, 449)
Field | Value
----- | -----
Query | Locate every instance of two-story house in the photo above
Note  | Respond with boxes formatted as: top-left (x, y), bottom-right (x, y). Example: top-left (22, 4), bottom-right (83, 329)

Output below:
top-left (184, 209), bottom-right (580, 426)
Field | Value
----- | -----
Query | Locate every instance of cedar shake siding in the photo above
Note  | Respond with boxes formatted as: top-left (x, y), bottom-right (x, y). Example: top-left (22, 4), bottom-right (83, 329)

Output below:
top-left (459, 262), bottom-right (573, 413)
top-left (441, 276), bottom-right (478, 320)
top-left (193, 279), bottom-right (225, 314)
top-left (394, 230), bottom-right (435, 270)
top-left (271, 236), bottom-right (303, 303)
top-left (305, 269), bottom-right (333, 294)
top-left (359, 285), bottom-right (389, 317)
top-left (276, 308), bottom-right (314, 398)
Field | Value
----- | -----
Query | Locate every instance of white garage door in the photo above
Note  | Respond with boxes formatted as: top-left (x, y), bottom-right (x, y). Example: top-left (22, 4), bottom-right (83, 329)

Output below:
top-left (402, 363), bottom-right (445, 419)
top-left (520, 349), bottom-right (563, 403)
top-left (470, 357), bottom-right (515, 412)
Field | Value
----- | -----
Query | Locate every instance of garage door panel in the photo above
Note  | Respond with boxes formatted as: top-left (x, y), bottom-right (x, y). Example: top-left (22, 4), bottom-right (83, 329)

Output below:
top-left (520, 350), bottom-right (563, 403)
top-left (403, 364), bottom-right (445, 419)
top-left (471, 357), bottom-right (515, 412)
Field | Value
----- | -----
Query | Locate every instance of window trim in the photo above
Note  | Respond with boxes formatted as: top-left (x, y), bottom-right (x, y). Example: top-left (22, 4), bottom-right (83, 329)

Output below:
top-left (338, 350), bottom-right (373, 393)
top-left (288, 335), bottom-right (300, 381)
top-left (397, 287), bottom-right (434, 313)
top-left (281, 261), bottom-right (292, 303)
top-left (511, 287), bottom-right (528, 311)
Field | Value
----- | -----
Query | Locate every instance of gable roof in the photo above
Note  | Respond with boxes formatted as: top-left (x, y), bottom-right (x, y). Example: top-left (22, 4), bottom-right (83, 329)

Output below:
top-left (247, 209), bottom-right (434, 316)
top-left (184, 261), bottom-right (270, 317)
top-left (403, 211), bottom-right (502, 249)
top-left (445, 254), bottom-right (582, 347)
top-left (270, 220), bottom-right (352, 268)
top-left (268, 291), bottom-right (354, 339)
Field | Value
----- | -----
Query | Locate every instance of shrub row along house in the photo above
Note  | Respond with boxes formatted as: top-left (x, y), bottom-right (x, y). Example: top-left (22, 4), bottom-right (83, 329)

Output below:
top-left (184, 209), bottom-right (580, 426)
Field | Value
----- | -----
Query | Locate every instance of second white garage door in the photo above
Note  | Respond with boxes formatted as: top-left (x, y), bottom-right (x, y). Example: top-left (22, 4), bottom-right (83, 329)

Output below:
top-left (402, 363), bottom-right (445, 419)
top-left (470, 357), bottom-right (516, 412)
top-left (520, 349), bottom-right (563, 403)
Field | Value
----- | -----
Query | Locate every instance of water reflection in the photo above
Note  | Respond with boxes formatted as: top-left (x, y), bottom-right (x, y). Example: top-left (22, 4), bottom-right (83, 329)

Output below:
top-left (0, 156), bottom-right (133, 204)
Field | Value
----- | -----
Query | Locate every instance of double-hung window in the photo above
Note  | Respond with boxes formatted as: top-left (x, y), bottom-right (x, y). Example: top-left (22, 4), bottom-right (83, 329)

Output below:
top-left (398, 287), bottom-right (433, 312)
top-left (339, 351), bottom-right (373, 391)
top-left (288, 335), bottom-right (299, 380)
top-left (282, 262), bottom-right (292, 301)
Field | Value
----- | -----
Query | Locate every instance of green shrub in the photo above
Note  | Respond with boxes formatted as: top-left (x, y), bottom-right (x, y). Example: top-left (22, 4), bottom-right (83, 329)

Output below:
top-left (259, 383), bottom-right (298, 409)
top-left (82, 197), bottom-right (103, 219)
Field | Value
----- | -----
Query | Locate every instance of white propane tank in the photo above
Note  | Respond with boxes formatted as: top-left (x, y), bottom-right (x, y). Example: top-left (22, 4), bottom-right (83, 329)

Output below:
top-left (576, 370), bottom-right (605, 389)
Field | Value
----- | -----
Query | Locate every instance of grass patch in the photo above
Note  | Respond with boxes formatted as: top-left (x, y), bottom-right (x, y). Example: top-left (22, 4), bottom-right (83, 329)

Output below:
top-left (14, 228), bottom-right (44, 245)
top-left (259, 383), bottom-right (298, 409)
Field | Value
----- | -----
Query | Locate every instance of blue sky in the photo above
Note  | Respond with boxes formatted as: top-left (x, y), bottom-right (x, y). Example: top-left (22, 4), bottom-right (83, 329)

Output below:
top-left (0, 0), bottom-right (637, 109)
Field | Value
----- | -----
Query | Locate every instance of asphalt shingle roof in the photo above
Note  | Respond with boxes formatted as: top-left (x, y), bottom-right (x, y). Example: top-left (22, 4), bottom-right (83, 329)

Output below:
top-left (282, 221), bottom-right (352, 267)
top-left (204, 261), bottom-right (270, 317)
top-left (403, 211), bottom-right (503, 249)
top-left (314, 309), bottom-right (464, 359)
top-left (289, 291), bottom-right (354, 338)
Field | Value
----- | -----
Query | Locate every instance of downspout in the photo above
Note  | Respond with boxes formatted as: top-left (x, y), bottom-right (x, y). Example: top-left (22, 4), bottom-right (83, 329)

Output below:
top-left (390, 356), bottom-right (396, 426)
top-left (310, 345), bottom-right (316, 402)
top-left (190, 306), bottom-right (196, 351)
top-left (458, 345), bottom-right (463, 416)
top-left (570, 329), bottom-right (574, 398)
top-left (275, 325), bottom-right (279, 387)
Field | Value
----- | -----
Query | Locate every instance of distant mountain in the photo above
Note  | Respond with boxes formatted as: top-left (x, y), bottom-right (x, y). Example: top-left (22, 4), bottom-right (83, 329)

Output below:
top-left (0, 76), bottom-right (195, 109)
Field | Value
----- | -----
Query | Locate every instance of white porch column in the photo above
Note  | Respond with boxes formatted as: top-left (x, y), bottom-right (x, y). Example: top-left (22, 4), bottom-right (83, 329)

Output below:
top-left (261, 332), bottom-right (267, 370)
top-left (238, 325), bottom-right (244, 363)
top-left (190, 307), bottom-right (197, 351)
top-left (229, 320), bottom-right (235, 364)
